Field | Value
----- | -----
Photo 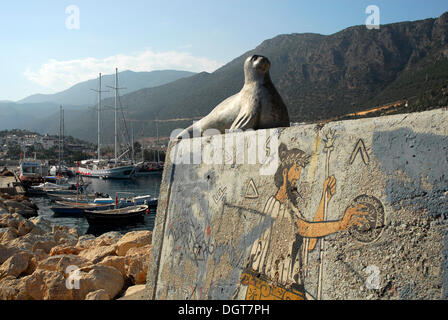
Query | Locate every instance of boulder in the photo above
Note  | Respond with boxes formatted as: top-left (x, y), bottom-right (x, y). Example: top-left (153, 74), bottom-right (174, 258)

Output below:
top-left (7, 234), bottom-right (56, 253)
top-left (32, 238), bottom-right (58, 254)
top-left (68, 228), bottom-right (79, 238)
top-left (97, 256), bottom-right (126, 277)
top-left (0, 228), bottom-right (7, 237)
top-left (23, 269), bottom-right (73, 300)
top-left (95, 231), bottom-right (123, 246)
top-left (85, 289), bottom-right (111, 300)
top-left (79, 245), bottom-right (117, 264)
top-left (17, 219), bottom-right (35, 236)
top-left (49, 245), bottom-right (82, 256)
top-left (73, 265), bottom-right (124, 300)
top-left (119, 284), bottom-right (146, 300)
top-left (37, 254), bottom-right (91, 273)
top-left (52, 226), bottom-right (78, 246)
top-left (124, 245), bottom-right (151, 284)
top-left (3, 201), bottom-right (27, 213)
top-left (33, 248), bottom-right (48, 262)
top-left (17, 208), bottom-right (38, 219)
top-left (116, 231), bottom-right (152, 256)
top-left (76, 234), bottom-right (96, 249)
top-left (0, 244), bottom-right (19, 264)
top-left (0, 213), bottom-right (23, 229)
top-left (29, 216), bottom-right (52, 234)
top-left (0, 227), bottom-right (18, 244)
top-left (24, 256), bottom-right (38, 276)
top-left (21, 200), bottom-right (38, 211)
top-left (0, 275), bottom-right (27, 300)
top-left (0, 251), bottom-right (32, 280)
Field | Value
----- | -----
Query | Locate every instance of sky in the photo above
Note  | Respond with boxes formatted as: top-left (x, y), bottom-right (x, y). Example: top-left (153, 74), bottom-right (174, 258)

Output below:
top-left (1, 0), bottom-right (448, 101)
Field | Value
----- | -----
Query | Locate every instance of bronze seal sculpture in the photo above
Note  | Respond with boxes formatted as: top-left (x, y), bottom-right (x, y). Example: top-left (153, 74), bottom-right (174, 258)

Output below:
top-left (176, 55), bottom-right (290, 138)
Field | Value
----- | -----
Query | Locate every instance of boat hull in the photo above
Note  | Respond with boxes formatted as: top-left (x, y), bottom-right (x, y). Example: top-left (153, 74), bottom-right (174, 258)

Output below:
top-left (84, 205), bottom-right (148, 224)
top-left (51, 201), bottom-right (114, 216)
top-left (77, 165), bottom-right (136, 179)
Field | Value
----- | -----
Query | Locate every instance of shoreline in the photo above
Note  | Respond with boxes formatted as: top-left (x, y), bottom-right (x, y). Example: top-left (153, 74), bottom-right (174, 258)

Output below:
top-left (0, 193), bottom-right (150, 300)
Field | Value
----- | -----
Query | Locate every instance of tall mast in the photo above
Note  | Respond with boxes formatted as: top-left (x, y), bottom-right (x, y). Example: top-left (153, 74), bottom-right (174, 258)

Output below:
top-left (114, 68), bottom-right (118, 162)
top-left (91, 73), bottom-right (107, 161)
top-left (98, 73), bottom-right (102, 161)
top-left (62, 107), bottom-right (64, 167)
top-left (59, 105), bottom-right (62, 174)
top-left (107, 68), bottom-right (125, 163)
top-left (156, 119), bottom-right (160, 163)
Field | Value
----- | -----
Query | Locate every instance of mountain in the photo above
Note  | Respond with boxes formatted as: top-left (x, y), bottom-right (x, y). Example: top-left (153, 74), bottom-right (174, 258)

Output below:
top-left (0, 101), bottom-right (76, 130)
top-left (18, 12), bottom-right (448, 143)
top-left (18, 70), bottom-right (196, 106)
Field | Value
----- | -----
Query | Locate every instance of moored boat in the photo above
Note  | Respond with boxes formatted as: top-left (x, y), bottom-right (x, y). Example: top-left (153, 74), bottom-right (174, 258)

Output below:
top-left (19, 159), bottom-right (50, 187)
top-left (77, 160), bottom-right (136, 179)
top-left (134, 161), bottom-right (163, 176)
top-left (51, 201), bottom-right (114, 215)
top-left (84, 204), bottom-right (148, 224)
top-left (76, 71), bottom-right (136, 180)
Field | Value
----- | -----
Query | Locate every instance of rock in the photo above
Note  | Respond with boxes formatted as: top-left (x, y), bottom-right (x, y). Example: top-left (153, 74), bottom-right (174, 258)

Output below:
top-left (32, 237), bottom-right (58, 254)
top-left (116, 231), bottom-right (152, 256)
top-left (0, 251), bottom-right (32, 280)
top-left (0, 275), bottom-right (27, 300)
top-left (119, 284), bottom-right (146, 300)
top-left (7, 234), bottom-right (56, 253)
top-left (24, 256), bottom-right (38, 276)
top-left (76, 234), bottom-right (96, 249)
top-left (17, 208), bottom-right (38, 219)
top-left (68, 228), bottom-right (79, 238)
top-left (23, 269), bottom-right (73, 300)
top-left (85, 289), bottom-right (111, 300)
top-left (73, 265), bottom-right (124, 300)
top-left (52, 226), bottom-right (78, 246)
top-left (21, 200), bottom-right (38, 211)
top-left (37, 254), bottom-right (91, 273)
top-left (124, 245), bottom-right (151, 284)
top-left (0, 227), bottom-right (18, 244)
top-left (29, 216), bottom-right (52, 234)
top-left (3, 201), bottom-right (27, 213)
top-left (33, 248), bottom-right (48, 262)
top-left (2, 202), bottom-right (38, 219)
top-left (17, 219), bottom-right (35, 237)
top-left (0, 244), bottom-right (19, 264)
top-left (97, 256), bottom-right (126, 277)
top-left (0, 227), bottom-right (8, 236)
top-left (95, 231), bottom-right (123, 246)
top-left (0, 213), bottom-right (23, 229)
top-left (49, 245), bottom-right (82, 256)
top-left (79, 245), bottom-right (117, 264)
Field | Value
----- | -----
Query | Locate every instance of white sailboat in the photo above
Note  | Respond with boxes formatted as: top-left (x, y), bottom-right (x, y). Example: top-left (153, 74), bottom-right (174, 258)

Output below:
top-left (77, 70), bottom-right (136, 179)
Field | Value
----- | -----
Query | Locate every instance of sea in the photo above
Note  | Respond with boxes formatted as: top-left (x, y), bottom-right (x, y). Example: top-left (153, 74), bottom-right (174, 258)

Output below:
top-left (30, 173), bottom-right (163, 237)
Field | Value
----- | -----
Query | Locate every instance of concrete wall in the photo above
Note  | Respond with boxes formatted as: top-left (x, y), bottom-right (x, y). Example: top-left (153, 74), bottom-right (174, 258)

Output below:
top-left (145, 109), bottom-right (448, 300)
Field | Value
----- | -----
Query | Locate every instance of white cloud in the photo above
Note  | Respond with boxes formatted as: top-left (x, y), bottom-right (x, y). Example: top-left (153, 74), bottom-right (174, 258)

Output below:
top-left (24, 49), bottom-right (223, 91)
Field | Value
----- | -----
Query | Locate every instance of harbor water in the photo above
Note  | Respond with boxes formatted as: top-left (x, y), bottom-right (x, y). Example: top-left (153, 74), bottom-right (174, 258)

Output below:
top-left (30, 173), bottom-right (163, 236)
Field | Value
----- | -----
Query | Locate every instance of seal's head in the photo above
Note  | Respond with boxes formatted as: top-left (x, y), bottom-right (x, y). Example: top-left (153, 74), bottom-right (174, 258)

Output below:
top-left (244, 55), bottom-right (271, 83)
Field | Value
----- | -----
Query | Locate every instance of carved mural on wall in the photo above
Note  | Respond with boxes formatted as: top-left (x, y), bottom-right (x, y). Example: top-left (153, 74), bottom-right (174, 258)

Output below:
top-left (240, 132), bottom-right (380, 300)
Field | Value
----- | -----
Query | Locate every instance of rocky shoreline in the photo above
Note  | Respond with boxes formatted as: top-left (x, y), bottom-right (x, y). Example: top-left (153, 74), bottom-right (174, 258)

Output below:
top-left (0, 193), bottom-right (150, 300)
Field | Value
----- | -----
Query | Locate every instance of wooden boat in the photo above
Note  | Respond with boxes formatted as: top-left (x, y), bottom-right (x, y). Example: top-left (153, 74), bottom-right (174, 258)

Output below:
top-left (47, 193), bottom-right (112, 203)
top-left (116, 193), bottom-right (156, 208)
top-left (84, 205), bottom-right (148, 224)
top-left (51, 201), bottom-right (114, 215)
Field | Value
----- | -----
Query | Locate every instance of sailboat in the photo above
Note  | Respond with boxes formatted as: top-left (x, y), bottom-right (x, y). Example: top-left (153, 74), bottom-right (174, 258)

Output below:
top-left (77, 70), bottom-right (136, 179)
top-left (49, 106), bottom-right (73, 177)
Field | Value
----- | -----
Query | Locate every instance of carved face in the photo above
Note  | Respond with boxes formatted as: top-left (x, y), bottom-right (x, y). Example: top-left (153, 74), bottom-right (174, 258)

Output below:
top-left (288, 164), bottom-right (302, 186)
top-left (245, 55), bottom-right (271, 75)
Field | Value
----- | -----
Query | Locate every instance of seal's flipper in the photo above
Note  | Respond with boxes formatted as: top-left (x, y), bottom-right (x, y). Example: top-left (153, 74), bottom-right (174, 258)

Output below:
top-left (230, 109), bottom-right (259, 131)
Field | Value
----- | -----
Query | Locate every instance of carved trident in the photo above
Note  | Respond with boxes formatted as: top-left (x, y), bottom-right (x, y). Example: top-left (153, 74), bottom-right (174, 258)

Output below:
top-left (317, 129), bottom-right (335, 300)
